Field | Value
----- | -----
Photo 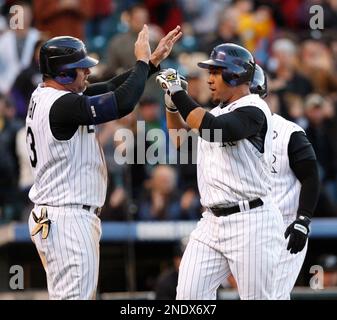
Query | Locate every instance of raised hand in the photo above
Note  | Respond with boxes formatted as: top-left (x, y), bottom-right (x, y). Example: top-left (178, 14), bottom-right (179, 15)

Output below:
top-left (134, 24), bottom-right (151, 64)
top-left (150, 25), bottom-right (182, 67)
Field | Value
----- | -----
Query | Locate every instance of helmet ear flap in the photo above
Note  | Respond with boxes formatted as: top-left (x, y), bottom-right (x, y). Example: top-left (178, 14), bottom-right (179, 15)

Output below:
top-left (224, 72), bottom-right (240, 86)
top-left (54, 69), bottom-right (77, 84)
top-left (221, 69), bottom-right (243, 86)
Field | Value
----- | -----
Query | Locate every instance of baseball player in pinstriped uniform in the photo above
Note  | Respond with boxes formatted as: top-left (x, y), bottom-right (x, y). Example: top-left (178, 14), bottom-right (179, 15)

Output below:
top-left (157, 43), bottom-right (284, 300)
top-left (26, 25), bottom-right (182, 299)
top-left (250, 65), bottom-right (320, 299)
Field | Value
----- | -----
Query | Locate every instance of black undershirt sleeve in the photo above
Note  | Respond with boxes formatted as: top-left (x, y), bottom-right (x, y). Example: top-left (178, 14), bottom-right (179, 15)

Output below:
top-left (84, 61), bottom-right (159, 96)
top-left (49, 93), bottom-right (92, 140)
top-left (288, 131), bottom-right (317, 163)
top-left (288, 131), bottom-right (320, 219)
top-left (171, 90), bottom-right (201, 120)
top-left (171, 90), bottom-right (267, 144)
top-left (199, 106), bottom-right (267, 143)
top-left (113, 61), bottom-right (149, 117)
top-left (50, 61), bottom-right (151, 140)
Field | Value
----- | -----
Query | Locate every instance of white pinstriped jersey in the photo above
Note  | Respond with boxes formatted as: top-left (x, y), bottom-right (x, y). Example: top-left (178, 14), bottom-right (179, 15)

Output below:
top-left (271, 114), bottom-right (308, 300)
top-left (271, 114), bottom-right (304, 219)
top-left (197, 94), bottom-right (273, 208)
top-left (26, 84), bottom-right (107, 208)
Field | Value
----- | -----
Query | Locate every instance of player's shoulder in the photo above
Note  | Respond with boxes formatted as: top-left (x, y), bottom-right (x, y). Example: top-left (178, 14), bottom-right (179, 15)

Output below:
top-left (233, 94), bottom-right (270, 113)
top-left (210, 103), bottom-right (224, 115)
top-left (32, 84), bottom-right (73, 101)
top-left (272, 113), bottom-right (305, 133)
top-left (236, 93), bottom-right (264, 106)
top-left (50, 92), bottom-right (86, 118)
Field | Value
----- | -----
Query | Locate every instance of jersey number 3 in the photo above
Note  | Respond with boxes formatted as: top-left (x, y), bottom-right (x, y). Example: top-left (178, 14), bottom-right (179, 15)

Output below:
top-left (27, 126), bottom-right (37, 168)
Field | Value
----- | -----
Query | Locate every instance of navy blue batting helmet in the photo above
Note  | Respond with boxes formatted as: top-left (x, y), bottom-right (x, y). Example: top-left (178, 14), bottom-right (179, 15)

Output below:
top-left (39, 36), bottom-right (98, 84)
top-left (250, 64), bottom-right (267, 98)
top-left (197, 43), bottom-right (255, 86)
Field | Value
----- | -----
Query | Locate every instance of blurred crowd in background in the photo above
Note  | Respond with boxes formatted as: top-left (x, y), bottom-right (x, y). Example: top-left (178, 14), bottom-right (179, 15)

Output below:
top-left (1, 0), bottom-right (337, 225)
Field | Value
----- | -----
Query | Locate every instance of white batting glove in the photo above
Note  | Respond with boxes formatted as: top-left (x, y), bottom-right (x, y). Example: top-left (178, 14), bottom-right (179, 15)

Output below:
top-left (164, 92), bottom-right (178, 113)
top-left (164, 77), bottom-right (188, 113)
top-left (178, 73), bottom-right (188, 90)
top-left (156, 68), bottom-right (184, 96)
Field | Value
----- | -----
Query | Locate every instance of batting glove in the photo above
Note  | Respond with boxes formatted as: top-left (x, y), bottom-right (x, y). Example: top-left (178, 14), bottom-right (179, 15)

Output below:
top-left (284, 215), bottom-right (311, 254)
top-left (156, 68), bottom-right (184, 96)
top-left (164, 77), bottom-right (188, 113)
top-left (164, 92), bottom-right (178, 112)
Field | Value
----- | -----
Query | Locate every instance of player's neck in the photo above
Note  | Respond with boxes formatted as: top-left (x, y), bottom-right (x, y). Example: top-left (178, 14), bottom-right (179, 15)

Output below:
top-left (43, 80), bottom-right (68, 91)
top-left (227, 87), bottom-right (251, 104)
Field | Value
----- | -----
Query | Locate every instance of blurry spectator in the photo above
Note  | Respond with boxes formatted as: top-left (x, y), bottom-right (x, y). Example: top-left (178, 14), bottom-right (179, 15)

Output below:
top-left (138, 96), bottom-right (163, 132)
top-left (233, 0), bottom-right (254, 49)
top-left (155, 239), bottom-right (187, 299)
top-left (329, 34), bottom-right (337, 71)
top-left (34, 0), bottom-right (92, 40)
top-left (179, 0), bottom-right (226, 38)
top-left (179, 186), bottom-right (201, 220)
top-left (173, 22), bottom-right (199, 54)
top-left (0, 1), bottom-right (40, 94)
top-left (275, 0), bottom-right (306, 30)
top-left (304, 94), bottom-right (337, 217)
top-left (137, 96), bottom-right (168, 162)
top-left (144, 0), bottom-right (183, 35)
top-left (85, 0), bottom-right (115, 55)
top-left (98, 98), bottom-right (171, 219)
top-left (0, 94), bottom-right (22, 223)
top-left (15, 126), bottom-right (33, 220)
top-left (177, 51), bottom-right (208, 85)
top-left (10, 38), bottom-right (44, 120)
top-left (137, 165), bottom-right (199, 220)
top-left (200, 7), bottom-right (242, 55)
top-left (299, 39), bottom-right (337, 96)
top-left (268, 38), bottom-right (313, 120)
top-left (137, 165), bottom-right (180, 220)
top-left (317, 254), bottom-right (337, 288)
top-left (236, 2), bottom-right (275, 55)
top-left (252, 5), bottom-right (275, 64)
top-left (103, 3), bottom-right (164, 101)
top-left (104, 3), bottom-right (153, 76)
top-left (323, 0), bottom-right (337, 29)
top-left (97, 98), bottom-right (185, 221)
top-left (98, 113), bottom-right (137, 220)
top-left (305, 94), bottom-right (336, 181)
top-left (264, 91), bottom-right (280, 113)
top-left (101, 170), bottom-right (129, 221)
top-left (86, 0), bottom-right (116, 51)
top-left (324, 98), bottom-right (337, 204)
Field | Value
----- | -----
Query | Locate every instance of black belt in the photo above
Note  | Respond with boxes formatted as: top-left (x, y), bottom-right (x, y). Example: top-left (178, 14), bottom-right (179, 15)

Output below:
top-left (82, 205), bottom-right (102, 216)
top-left (209, 198), bottom-right (263, 217)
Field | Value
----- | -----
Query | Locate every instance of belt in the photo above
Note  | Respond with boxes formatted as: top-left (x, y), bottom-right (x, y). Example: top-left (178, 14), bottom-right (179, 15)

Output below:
top-left (82, 205), bottom-right (102, 216)
top-left (209, 198), bottom-right (263, 217)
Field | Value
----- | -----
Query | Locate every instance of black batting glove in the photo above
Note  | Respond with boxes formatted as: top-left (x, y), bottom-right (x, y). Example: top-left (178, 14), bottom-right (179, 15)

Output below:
top-left (284, 215), bottom-right (311, 254)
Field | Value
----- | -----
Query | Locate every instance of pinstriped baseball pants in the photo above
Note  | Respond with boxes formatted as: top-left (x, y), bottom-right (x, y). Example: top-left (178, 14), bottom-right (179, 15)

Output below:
top-left (274, 215), bottom-right (308, 300)
top-left (29, 205), bottom-right (101, 300)
top-left (176, 201), bottom-right (284, 300)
